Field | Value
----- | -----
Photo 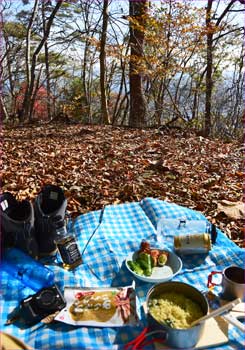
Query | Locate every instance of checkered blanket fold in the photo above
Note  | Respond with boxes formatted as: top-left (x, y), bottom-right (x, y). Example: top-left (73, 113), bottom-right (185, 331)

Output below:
top-left (1, 197), bottom-right (244, 350)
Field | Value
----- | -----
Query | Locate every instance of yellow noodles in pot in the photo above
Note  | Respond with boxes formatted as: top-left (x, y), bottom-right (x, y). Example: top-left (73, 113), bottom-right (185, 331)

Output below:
top-left (148, 292), bottom-right (204, 329)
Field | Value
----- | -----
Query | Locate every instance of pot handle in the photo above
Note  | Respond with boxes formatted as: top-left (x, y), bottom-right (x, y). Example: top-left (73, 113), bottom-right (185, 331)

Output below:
top-left (207, 270), bottom-right (222, 288)
top-left (124, 327), bottom-right (167, 350)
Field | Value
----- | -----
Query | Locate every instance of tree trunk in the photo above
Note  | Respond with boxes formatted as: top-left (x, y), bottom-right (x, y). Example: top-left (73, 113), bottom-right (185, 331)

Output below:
top-left (0, 95), bottom-right (9, 120)
top-left (22, 0), bottom-right (39, 122)
top-left (44, 41), bottom-right (52, 120)
top-left (204, 0), bottom-right (237, 137)
top-left (80, 2), bottom-right (101, 124)
top-left (42, 1), bottom-right (52, 120)
top-left (128, 0), bottom-right (148, 128)
top-left (204, 0), bottom-right (213, 137)
top-left (100, 0), bottom-right (110, 124)
top-left (23, 0), bottom-right (63, 122)
top-left (112, 55), bottom-right (129, 125)
top-left (29, 67), bottom-right (42, 120)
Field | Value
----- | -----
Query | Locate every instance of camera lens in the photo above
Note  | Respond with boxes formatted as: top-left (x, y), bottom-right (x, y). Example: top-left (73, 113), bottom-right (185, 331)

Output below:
top-left (36, 289), bottom-right (56, 307)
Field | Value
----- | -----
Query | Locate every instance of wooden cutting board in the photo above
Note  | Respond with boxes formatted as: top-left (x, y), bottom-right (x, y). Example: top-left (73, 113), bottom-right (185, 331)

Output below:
top-left (195, 301), bottom-right (245, 348)
top-left (195, 315), bottom-right (229, 349)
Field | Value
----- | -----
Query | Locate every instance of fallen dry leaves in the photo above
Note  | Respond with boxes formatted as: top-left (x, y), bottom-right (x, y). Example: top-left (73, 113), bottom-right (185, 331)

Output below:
top-left (1, 124), bottom-right (244, 247)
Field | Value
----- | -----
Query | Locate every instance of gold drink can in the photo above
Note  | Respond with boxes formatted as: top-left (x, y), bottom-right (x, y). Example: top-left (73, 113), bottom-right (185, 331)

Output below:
top-left (174, 233), bottom-right (212, 255)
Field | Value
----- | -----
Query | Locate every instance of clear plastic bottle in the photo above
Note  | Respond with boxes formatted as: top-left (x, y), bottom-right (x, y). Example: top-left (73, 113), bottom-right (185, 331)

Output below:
top-left (55, 221), bottom-right (82, 270)
top-left (2, 247), bottom-right (55, 291)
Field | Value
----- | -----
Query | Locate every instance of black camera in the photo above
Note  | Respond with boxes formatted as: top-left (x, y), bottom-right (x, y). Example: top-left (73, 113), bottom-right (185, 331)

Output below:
top-left (20, 284), bottom-right (66, 326)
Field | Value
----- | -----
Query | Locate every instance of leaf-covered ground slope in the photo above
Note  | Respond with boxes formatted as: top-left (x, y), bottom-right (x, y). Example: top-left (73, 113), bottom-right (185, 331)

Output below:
top-left (1, 124), bottom-right (243, 247)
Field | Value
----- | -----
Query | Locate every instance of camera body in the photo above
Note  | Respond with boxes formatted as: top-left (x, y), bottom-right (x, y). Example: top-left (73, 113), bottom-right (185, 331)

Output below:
top-left (20, 284), bottom-right (66, 325)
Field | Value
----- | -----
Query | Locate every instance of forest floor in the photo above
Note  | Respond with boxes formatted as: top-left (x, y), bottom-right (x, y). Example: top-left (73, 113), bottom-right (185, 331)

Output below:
top-left (1, 123), bottom-right (244, 247)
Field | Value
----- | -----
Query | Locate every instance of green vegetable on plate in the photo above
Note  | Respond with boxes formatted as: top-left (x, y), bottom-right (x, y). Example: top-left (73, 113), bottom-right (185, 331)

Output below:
top-left (137, 252), bottom-right (152, 276)
top-left (127, 261), bottom-right (144, 276)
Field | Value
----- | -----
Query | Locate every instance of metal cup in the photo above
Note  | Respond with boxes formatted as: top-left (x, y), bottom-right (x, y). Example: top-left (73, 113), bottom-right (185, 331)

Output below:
top-left (222, 266), bottom-right (245, 301)
top-left (208, 265), bottom-right (245, 301)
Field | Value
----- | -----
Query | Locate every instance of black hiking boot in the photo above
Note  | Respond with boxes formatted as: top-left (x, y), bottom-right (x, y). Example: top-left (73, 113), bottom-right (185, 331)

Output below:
top-left (34, 185), bottom-right (67, 257)
top-left (0, 192), bottom-right (39, 259)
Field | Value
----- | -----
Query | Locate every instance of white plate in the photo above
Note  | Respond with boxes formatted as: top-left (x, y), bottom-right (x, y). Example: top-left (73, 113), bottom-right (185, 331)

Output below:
top-left (125, 249), bottom-right (182, 283)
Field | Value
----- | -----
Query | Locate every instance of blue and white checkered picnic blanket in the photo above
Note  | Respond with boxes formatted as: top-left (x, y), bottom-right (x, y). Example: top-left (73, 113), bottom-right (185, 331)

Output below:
top-left (1, 197), bottom-right (244, 349)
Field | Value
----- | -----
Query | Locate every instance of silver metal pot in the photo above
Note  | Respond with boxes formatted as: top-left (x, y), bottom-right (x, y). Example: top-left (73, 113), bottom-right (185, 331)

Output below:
top-left (146, 281), bottom-right (209, 349)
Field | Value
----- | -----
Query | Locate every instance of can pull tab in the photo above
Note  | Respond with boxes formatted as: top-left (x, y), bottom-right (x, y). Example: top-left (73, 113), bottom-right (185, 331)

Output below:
top-left (178, 218), bottom-right (186, 229)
